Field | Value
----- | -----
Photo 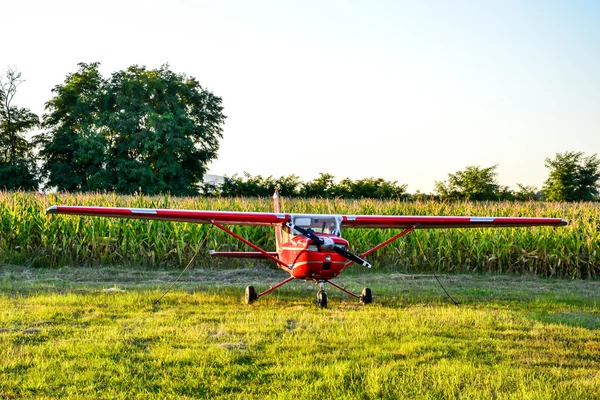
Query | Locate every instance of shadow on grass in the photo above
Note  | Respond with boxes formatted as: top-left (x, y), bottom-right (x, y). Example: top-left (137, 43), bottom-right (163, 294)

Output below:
top-left (527, 311), bottom-right (600, 330)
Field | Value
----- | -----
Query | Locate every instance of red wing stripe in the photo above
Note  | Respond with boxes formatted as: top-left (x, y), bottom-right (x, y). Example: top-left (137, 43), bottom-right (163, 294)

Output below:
top-left (46, 206), bottom-right (289, 226)
top-left (341, 215), bottom-right (567, 228)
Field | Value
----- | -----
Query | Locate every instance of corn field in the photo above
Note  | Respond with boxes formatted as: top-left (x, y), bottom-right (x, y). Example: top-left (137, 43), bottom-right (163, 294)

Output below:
top-left (0, 191), bottom-right (598, 278)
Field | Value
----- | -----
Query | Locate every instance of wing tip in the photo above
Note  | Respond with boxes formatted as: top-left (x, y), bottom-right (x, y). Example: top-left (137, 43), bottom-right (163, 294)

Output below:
top-left (46, 205), bottom-right (58, 214)
top-left (560, 218), bottom-right (568, 226)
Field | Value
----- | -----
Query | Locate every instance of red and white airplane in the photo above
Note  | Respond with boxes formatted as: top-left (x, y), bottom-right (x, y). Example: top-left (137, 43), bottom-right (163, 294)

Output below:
top-left (47, 192), bottom-right (567, 307)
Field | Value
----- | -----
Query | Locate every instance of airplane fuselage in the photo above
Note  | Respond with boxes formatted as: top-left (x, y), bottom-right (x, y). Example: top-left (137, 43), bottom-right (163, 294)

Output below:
top-left (279, 233), bottom-right (350, 280)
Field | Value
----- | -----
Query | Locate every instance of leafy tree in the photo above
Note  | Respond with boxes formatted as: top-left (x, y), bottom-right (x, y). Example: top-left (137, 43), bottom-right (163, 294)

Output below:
top-left (300, 173), bottom-right (336, 197)
top-left (513, 184), bottom-right (542, 201)
top-left (542, 151), bottom-right (600, 201)
top-left (219, 173), bottom-right (301, 197)
top-left (0, 67), bottom-right (39, 190)
top-left (274, 174), bottom-right (301, 197)
top-left (35, 62), bottom-right (106, 191)
top-left (103, 65), bottom-right (225, 195)
top-left (337, 177), bottom-right (408, 199)
top-left (435, 165), bottom-right (505, 201)
top-left (214, 172), bottom-right (408, 199)
top-left (199, 181), bottom-right (220, 197)
top-left (37, 63), bottom-right (226, 195)
top-left (219, 174), bottom-right (245, 197)
top-left (220, 173), bottom-right (274, 197)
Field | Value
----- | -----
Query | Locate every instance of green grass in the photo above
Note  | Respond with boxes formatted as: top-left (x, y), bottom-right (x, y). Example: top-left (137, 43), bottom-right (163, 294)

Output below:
top-left (1, 265), bottom-right (598, 399)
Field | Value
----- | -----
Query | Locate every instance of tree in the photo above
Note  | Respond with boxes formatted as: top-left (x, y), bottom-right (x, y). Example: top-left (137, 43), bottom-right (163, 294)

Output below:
top-left (435, 165), bottom-right (506, 201)
top-left (37, 63), bottom-right (226, 195)
top-left (218, 173), bottom-right (301, 197)
top-left (103, 65), bottom-right (225, 195)
top-left (220, 173), bottom-right (275, 197)
top-left (274, 174), bottom-right (301, 197)
top-left (513, 184), bottom-right (542, 201)
top-left (337, 177), bottom-right (408, 199)
top-left (542, 151), bottom-right (600, 201)
top-left (207, 172), bottom-right (409, 198)
top-left (0, 67), bottom-right (39, 190)
top-left (300, 173), bottom-right (336, 197)
top-left (35, 62), bottom-right (106, 191)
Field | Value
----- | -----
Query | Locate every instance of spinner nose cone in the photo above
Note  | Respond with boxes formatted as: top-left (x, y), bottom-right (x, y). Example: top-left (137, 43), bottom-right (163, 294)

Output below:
top-left (320, 237), bottom-right (335, 252)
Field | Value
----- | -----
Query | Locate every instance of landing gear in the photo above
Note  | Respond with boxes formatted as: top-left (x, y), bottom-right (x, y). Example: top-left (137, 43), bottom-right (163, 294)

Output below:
top-left (244, 277), bottom-right (295, 305)
top-left (316, 290), bottom-right (328, 308)
top-left (325, 280), bottom-right (372, 305)
top-left (316, 280), bottom-right (328, 308)
top-left (245, 286), bottom-right (258, 304)
top-left (360, 287), bottom-right (372, 304)
top-left (245, 279), bottom-right (370, 307)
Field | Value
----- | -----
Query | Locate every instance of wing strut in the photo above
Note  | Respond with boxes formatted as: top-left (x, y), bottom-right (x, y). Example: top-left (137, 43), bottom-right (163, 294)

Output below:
top-left (326, 280), bottom-right (361, 299)
top-left (344, 225), bottom-right (418, 268)
top-left (258, 276), bottom-right (295, 298)
top-left (211, 222), bottom-right (292, 273)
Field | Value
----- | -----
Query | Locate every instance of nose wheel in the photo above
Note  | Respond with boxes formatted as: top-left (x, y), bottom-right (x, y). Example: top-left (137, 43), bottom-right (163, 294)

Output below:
top-left (316, 280), bottom-right (328, 308)
top-left (316, 290), bottom-right (328, 308)
top-left (360, 287), bottom-right (372, 304)
top-left (245, 286), bottom-right (258, 304)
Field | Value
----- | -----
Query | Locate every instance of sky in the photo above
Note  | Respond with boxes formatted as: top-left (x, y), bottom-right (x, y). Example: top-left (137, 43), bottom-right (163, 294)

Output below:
top-left (3, 0), bottom-right (599, 193)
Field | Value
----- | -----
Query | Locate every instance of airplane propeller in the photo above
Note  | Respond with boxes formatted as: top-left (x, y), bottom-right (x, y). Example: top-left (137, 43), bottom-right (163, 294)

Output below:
top-left (286, 223), bottom-right (372, 268)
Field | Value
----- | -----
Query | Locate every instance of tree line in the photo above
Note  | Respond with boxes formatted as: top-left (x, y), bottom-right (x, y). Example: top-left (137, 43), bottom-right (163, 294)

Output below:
top-left (206, 172), bottom-right (409, 199)
top-left (434, 155), bottom-right (600, 202)
top-left (203, 155), bottom-right (600, 201)
top-left (1, 65), bottom-right (599, 201)
top-left (1, 63), bottom-right (225, 196)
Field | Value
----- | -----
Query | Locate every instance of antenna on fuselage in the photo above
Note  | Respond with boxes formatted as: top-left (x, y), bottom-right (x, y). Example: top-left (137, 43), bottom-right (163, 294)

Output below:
top-left (273, 189), bottom-right (280, 213)
top-left (273, 190), bottom-right (283, 251)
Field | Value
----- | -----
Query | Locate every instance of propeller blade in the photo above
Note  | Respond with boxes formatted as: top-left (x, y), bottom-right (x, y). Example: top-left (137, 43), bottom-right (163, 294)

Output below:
top-left (286, 223), bottom-right (323, 244)
top-left (332, 245), bottom-right (372, 268)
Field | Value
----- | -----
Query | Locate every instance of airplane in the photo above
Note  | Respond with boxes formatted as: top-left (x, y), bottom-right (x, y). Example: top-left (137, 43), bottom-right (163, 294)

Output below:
top-left (46, 191), bottom-right (568, 307)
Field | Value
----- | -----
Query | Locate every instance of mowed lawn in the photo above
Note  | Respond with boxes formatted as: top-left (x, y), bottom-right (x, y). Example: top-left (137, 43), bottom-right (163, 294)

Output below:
top-left (0, 265), bottom-right (599, 399)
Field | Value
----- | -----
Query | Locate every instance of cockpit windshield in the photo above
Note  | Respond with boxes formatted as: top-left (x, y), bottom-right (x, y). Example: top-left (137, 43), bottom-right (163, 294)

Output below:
top-left (292, 216), bottom-right (340, 236)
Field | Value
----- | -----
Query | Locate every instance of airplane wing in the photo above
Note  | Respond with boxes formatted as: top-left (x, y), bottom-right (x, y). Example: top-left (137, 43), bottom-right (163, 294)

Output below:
top-left (46, 206), bottom-right (289, 226)
top-left (340, 215), bottom-right (568, 229)
top-left (46, 206), bottom-right (567, 229)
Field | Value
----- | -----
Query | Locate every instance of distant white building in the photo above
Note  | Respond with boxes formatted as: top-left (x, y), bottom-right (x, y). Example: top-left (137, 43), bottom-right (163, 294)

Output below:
top-left (203, 174), bottom-right (224, 185)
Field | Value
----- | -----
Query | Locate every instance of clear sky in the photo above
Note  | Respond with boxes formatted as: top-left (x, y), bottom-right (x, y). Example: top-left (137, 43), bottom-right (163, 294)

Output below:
top-left (3, 0), bottom-right (599, 192)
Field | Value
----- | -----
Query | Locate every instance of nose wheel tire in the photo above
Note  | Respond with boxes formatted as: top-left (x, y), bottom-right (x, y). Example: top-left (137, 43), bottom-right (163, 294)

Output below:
top-left (360, 287), bottom-right (372, 304)
top-left (245, 286), bottom-right (258, 304)
top-left (316, 290), bottom-right (328, 308)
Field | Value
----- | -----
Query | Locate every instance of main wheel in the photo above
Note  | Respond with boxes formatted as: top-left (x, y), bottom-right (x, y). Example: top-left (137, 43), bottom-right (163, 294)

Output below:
top-left (316, 290), bottom-right (328, 308)
top-left (245, 286), bottom-right (258, 304)
top-left (360, 287), bottom-right (372, 304)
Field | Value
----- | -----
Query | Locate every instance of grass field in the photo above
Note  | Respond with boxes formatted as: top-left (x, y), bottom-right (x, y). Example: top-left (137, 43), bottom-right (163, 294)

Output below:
top-left (1, 265), bottom-right (598, 399)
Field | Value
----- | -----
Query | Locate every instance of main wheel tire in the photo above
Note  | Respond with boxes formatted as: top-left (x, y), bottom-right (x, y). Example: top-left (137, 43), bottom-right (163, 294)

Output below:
top-left (360, 287), bottom-right (372, 304)
top-left (316, 290), bottom-right (328, 308)
top-left (245, 286), bottom-right (258, 304)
